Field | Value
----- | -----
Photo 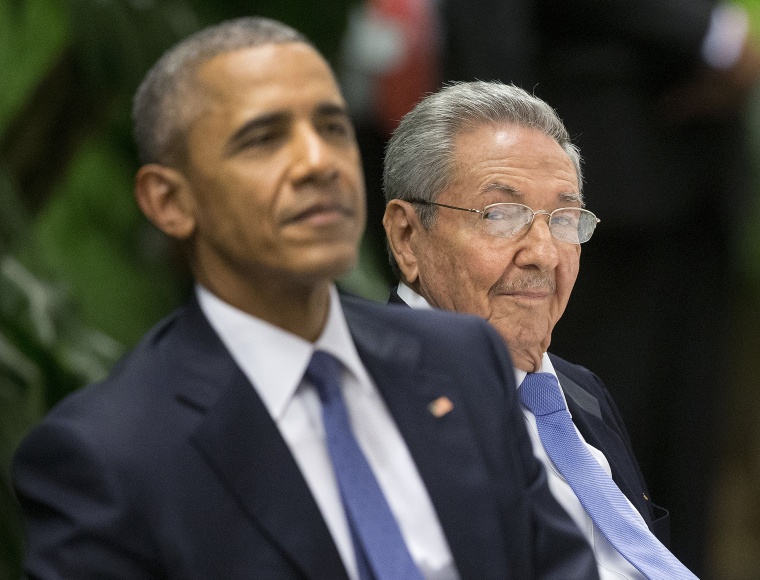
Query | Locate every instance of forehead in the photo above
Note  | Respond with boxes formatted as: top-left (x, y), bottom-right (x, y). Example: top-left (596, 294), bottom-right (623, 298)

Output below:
top-left (189, 42), bottom-right (345, 125)
top-left (448, 122), bottom-right (579, 203)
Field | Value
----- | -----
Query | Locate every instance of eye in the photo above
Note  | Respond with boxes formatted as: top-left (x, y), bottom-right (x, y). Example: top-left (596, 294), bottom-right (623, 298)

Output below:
top-left (483, 208), bottom-right (507, 221)
top-left (550, 211), bottom-right (580, 228)
top-left (320, 117), bottom-right (354, 141)
top-left (481, 204), bottom-right (533, 238)
top-left (237, 127), bottom-right (285, 151)
top-left (243, 133), bottom-right (275, 147)
top-left (483, 204), bottom-right (526, 221)
top-left (551, 215), bottom-right (574, 227)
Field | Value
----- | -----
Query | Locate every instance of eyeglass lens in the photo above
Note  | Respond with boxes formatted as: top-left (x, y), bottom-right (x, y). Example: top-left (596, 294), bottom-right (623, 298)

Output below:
top-left (481, 204), bottom-right (597, 243)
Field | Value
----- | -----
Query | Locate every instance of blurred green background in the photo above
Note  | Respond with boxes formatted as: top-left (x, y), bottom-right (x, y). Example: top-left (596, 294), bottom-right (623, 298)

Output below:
top-left (0, 1), bottom-right (365, 577)
top-left (3, 1), bottom-right (760, 578)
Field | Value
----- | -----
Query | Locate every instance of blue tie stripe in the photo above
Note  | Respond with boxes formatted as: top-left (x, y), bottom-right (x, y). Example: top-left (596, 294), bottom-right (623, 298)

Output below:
top-left (306, 351), bottom-right (424, 580)
top-left (519, 372), bottom-right (697, 580)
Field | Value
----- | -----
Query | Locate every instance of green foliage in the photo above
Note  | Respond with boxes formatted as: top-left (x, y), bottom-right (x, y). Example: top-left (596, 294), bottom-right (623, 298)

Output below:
top-left (0, 252), bottom-right (125, 579)
top-left (1, 137), bottom-right (128, 577)
top-left (731, 1), bottom-right (760, 284)
top-left (26, 133), bottom-right (190, 345)
top-left (0, 1), bottom-right (200, 575)
top-left (0, 0), bottom-right (68, 131)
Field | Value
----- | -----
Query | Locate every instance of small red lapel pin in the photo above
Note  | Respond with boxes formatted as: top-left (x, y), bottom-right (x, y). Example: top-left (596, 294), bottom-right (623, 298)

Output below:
top-left (428, 396), bottom-right (454, 418)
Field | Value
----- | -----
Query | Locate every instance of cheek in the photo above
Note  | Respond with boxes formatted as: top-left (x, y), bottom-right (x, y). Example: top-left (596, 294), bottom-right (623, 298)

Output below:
top-left (421, 240), bottom-right (505, 314)
top-left (339, 147), bottom-right (364, 185)
top-left (554, 252), bottom-right (580, 309)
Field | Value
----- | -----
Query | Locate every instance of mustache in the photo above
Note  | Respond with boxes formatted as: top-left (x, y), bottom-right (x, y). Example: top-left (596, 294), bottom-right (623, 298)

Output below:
top-left (494, 274), bottom-right (556, 294)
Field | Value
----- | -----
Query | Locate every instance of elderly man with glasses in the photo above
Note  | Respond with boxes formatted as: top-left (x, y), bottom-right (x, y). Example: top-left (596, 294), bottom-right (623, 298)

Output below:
top-left (383, 81), bottom-right (697, 580)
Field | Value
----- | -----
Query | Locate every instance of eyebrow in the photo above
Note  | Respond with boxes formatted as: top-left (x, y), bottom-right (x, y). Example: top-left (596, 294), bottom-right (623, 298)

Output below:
top-left (480, 183), bottom-right (522, 198)
top-left (224, 102), bottom-right (351, 156)
top-left (313, 102), bottom-right (351, 119)
top-left (481, 183), bottom-right (583, 206)
top-left (559, 192), bottom-right (584, 206)
top-left (225, 111), bottom-right (288, 155)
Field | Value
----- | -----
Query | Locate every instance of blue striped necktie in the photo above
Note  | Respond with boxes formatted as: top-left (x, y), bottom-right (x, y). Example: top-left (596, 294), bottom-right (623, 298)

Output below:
top-left (519, 372), bottom-right (697, 580)
top-left (306, 350), bottom-right (424, 580)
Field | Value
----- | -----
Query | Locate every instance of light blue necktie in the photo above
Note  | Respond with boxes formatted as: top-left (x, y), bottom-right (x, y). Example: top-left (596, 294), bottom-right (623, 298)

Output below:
top-left (519, 372), bottom-right (697, 580)
top-left (306, 350), bottom-right (424, 580)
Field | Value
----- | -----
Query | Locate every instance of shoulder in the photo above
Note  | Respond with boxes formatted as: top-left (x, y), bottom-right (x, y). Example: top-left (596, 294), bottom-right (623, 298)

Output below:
top-left (341, 290), bottom-right (487, 328)
top-left (8, 308), bottom-right (199, 577)
top-left (340, 291), bottom-right (520, 400)
top-left (549, 352), bottom-right (622, 414)
top-left (340, 291), bottom-right (515, 385)
top-left (548, 352), bottom-right (630, 430)
top-left (16, 301), bottom-right (201, 458)
top-left (341, 291), bottom-right (506, 348)
top-left (549, 352), bottom-right (607, 394)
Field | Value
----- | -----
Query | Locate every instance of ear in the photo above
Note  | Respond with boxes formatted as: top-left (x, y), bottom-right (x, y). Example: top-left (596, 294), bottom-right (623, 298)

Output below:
top-left (134, 164), bottom-right (196, 240)
top-left (383, 200), bottom-right (423, 284)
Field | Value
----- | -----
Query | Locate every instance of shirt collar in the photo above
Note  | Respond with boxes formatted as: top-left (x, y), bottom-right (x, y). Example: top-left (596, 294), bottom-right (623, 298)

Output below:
top-left (196, 284), bottom-right (370, 420)
top-left (397, 282), bottom-right (434, 309)
top-left (514, 352), bottom-right (558, 389)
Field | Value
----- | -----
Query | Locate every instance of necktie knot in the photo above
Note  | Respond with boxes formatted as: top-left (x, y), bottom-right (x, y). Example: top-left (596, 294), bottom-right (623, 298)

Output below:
top-left (519, 372), bottom-right (566, 416)
top-left (305, 350), bottom-right (343, 404)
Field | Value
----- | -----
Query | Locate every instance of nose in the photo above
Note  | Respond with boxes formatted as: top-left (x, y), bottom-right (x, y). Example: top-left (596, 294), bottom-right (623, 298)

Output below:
top-left (513, 213), bottom-right (559, 272)
top-left (290, 124), bottom-right (337, 184)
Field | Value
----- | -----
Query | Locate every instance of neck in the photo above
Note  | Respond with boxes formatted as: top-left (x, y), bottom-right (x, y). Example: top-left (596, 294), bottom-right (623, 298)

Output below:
top-left (196, 269), bottom-right (332, 342)
top-left (511, 347), bottom-right (545, 373)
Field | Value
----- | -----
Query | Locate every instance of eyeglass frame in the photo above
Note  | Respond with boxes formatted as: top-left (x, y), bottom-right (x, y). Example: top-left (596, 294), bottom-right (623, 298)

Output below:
top-left (406, 198), bottom-right (600, 244)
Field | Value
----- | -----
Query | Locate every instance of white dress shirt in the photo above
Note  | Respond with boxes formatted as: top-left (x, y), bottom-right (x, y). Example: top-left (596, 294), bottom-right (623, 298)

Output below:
top-left (397, 282), bottom-right (647, 580)
top-left (197, 284), bottom-right (458, 580)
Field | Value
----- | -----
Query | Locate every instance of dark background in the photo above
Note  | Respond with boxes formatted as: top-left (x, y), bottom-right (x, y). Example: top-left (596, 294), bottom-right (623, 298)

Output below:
top-left (2, 1), bottom-right (760, 578)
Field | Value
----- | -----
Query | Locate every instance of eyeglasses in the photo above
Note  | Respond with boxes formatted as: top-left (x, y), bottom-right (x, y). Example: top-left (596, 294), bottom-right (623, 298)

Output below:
top-left (408, 199), bottom-right (600, 244)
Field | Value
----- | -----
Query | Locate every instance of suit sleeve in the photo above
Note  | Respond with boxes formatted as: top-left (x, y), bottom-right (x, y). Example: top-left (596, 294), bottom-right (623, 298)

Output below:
top-left (480, 323), bottom-right (599, 580)
top-left (12, 419), bottom-right (161, 579)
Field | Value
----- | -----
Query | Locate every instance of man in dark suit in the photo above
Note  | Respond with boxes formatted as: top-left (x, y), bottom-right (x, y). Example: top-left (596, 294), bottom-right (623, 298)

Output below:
top-left (11, 17), bottom-right (597, 580)
top-left (383, 81), bottom-right (696, 579)
top-left (436, 2), bottom-right (760, 573)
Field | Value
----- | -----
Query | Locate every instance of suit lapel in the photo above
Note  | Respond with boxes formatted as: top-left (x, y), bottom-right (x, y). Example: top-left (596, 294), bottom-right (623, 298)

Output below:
top-left (170, 298), bottom-right (348, 579)
top-left (557, 371), bottom-right (602, 419)
top-left (557, 370), bottom-right (652, 523)
top-left (387, 287), bottom-right (405, 305)
top-left (344, 300), bottom-right (506, 578)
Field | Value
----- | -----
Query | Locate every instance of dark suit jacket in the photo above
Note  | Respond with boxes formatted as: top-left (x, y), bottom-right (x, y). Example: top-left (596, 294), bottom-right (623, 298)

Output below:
top-left (389, 288), bottom-right (669, 545)
top-left (13, 291), bottom-right (597, 579)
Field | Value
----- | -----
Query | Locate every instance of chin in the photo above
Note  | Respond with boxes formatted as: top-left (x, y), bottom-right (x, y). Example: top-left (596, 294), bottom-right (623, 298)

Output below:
top-left (503, 328), bottom-right (544, 351)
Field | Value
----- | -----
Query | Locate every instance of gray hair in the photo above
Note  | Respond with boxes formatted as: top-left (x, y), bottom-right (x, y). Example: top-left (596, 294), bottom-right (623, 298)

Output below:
top-left (132, 17), bottom-right (310, 166)
top-left (383, 80), bottom-right (583, 279)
